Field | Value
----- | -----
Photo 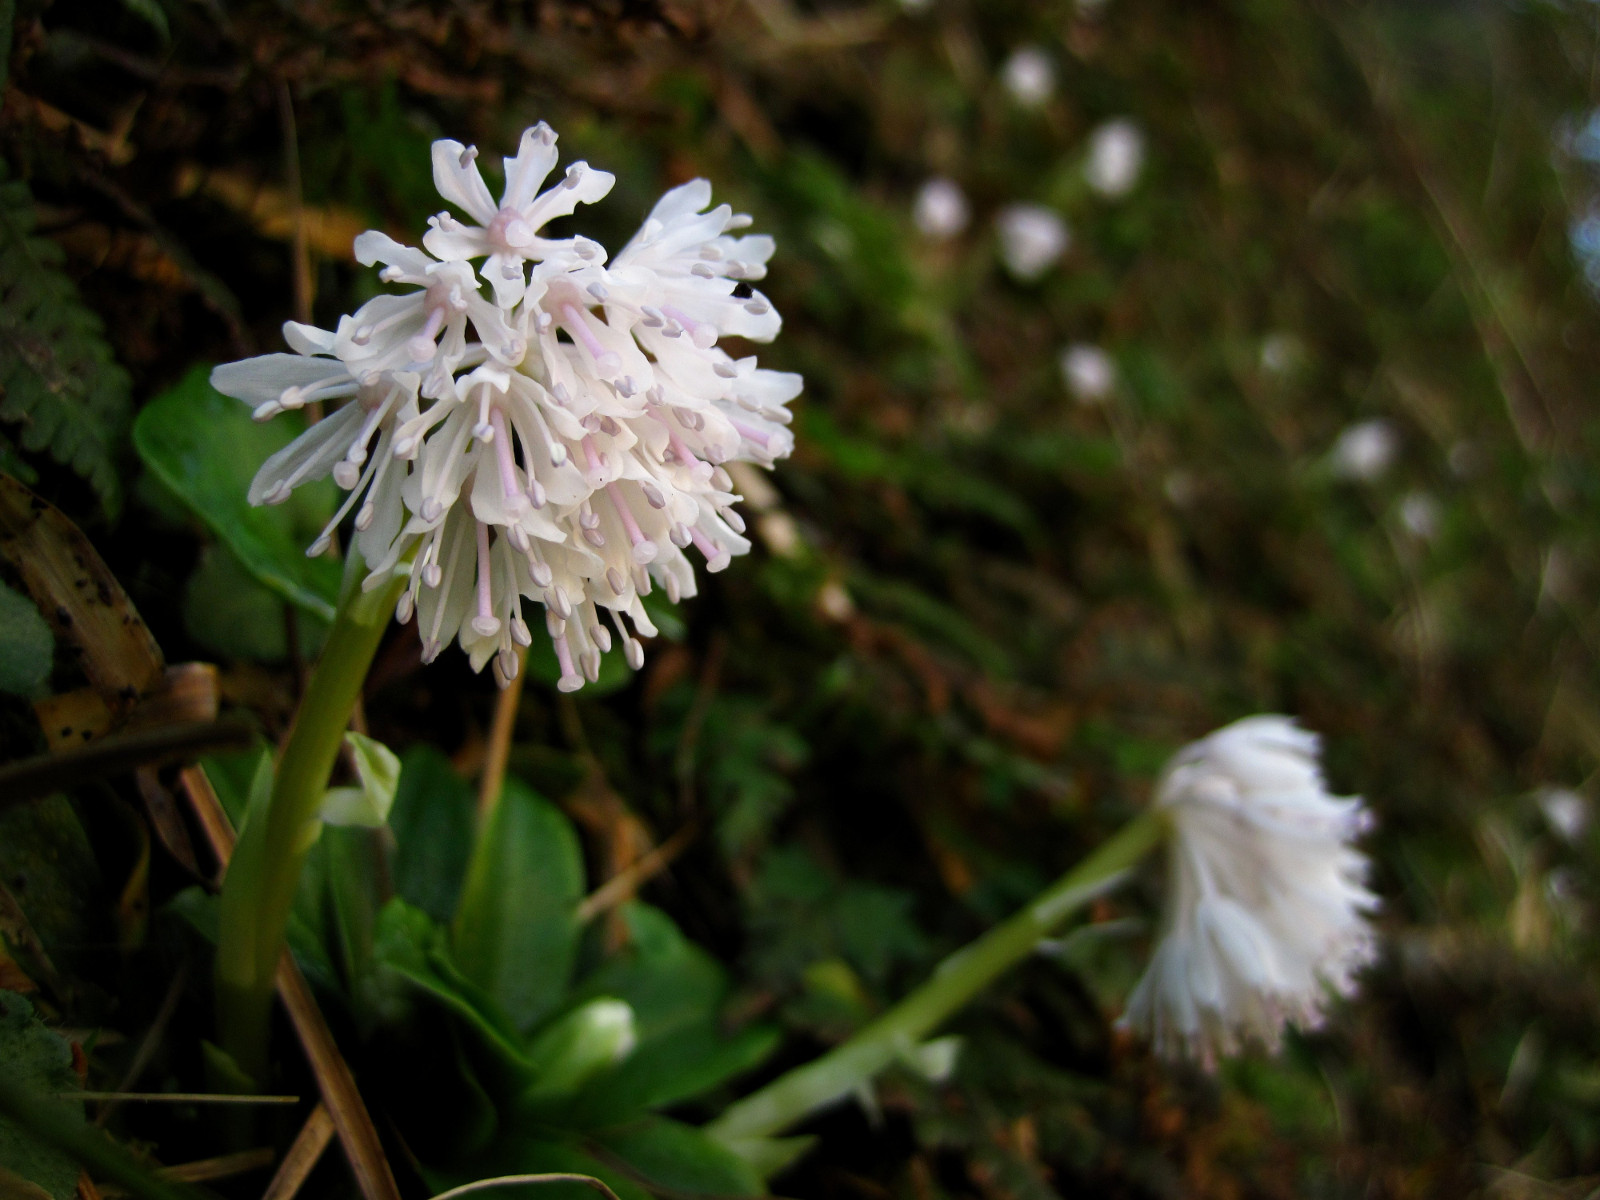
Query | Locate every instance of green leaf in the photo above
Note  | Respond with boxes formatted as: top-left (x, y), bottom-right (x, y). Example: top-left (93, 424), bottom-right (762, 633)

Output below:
top-left (182, 543), bottom-right (327, 662)
top-left (133, 366), bottom-right (341, 620)
top-left (320, 732), bottom-right (402, 827)
top-left (452, 779), bottom-right (585, 1033)
top-left (522, 999), bottom-right (637, 1105)
top-left (370, 899), bottom-right (531, 1072)
top-left (0, 993), bottom-right (83, 1200)
top-left (569, 905), bottom-right (780, 1124)
top-left (0, 578), bottom-right (50, 696)
top-left (388, 747), bottom-right (475, 924)
top-left (0, 162), bottom-right (131, 513)
top-left (590, 1116), bottom-right (764, 1198)
top-left (574, 1020), bottom-right (781, 1126)
top-left (572, 904), bottom-right (726, 1041)
top-left (115, 0), bottom-right (169, 39)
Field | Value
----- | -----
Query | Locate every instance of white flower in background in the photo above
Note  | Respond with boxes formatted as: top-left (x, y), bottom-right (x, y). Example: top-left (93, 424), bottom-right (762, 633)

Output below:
top-left (213, 123), bottom-right (800, 690)
top-left (913, 177), bottom-right (970, 239)
top-left (1121, 715), bottom-right (1379, 1066)
top-left (1258, 331), bottom-right (1302, 377)
top-left (996, 204), bottom-right (1069, 281)
top-left (1059, 343), bottom-right (1115, 403)
top-left (1538, 787), bottom-right (1589, 843)
top-left (1084, 118), bottom-right (1145, 198)
top-left (1328, 418), bottom-right (1398, 482)
top-left (1001, 46), bottom-right (1055, 108)
top-left (1397, 490), bottom-right (1442, 542)
top-left (899, 0), bottom-right (932, 12)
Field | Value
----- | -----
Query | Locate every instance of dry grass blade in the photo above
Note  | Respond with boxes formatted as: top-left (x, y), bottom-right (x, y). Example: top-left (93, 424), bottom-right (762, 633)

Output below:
top-left (0, 720), bottom-right (256, 807)
top-left (261, 1104), bottom-right (335, 1200)
top-left (158, 1150), bottom-right (275, 1184)
top-left (428, 1175), bottom-right (622, 1200)
top-left (176, 768), bottom-right (403, 1200)
top-left (477, 644), bottom-right (528, 827)
top-left (576, 822), bottom-right (699, 924)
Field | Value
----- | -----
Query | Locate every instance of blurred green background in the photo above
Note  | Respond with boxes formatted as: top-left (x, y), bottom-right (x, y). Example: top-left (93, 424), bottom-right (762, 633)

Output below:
top-left (3, 0), bottom-right (1600, 1196)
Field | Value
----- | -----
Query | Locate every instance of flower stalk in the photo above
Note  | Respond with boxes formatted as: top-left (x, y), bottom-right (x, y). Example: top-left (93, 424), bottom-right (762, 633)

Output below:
top-left (705, 808), bottom-right (1166, 1147)
top-left (215, 565), bottom-right (404, 1082)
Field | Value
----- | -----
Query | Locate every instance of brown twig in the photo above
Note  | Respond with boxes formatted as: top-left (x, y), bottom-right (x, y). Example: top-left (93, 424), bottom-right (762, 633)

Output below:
top-left (575, 821), bottom-right (699, 924)
top-left (477, 645), bottom-right (529, 828)
top-left (276, 80), bottom-right (312, 332)
top-left (176, 768), bottom-right (403, 1200)
top-left (674, 635), bottom-right (726, 815)
top-left (261, 1105), bottom-right (335, 1200)
top-left (0, 720), bottom-right (256, 808)
top-left (95, 961), bottom-right (191, 1126)
top-left (159, 1150), bottom-right (275, 1184)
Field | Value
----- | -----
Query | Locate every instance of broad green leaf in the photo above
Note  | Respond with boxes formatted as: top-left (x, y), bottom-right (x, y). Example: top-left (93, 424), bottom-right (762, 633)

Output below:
top-left (183, 543), bottom-right (328, 662)
top-left (320, 732), bottom-right (402, 827)
top-left (0, 993), bottom-right (82, 1200)
top-left (522, 998), bottom-right (636, 1105)
top-left (716, 1134), bottom-right (816, 1181)
top-left (573, 1020), bottom-right (781, 1127)
top-left (590, 1116), bottom-right (764, 1198)
top-left (0, 579), bottom-right (49, 696)
top-left (572, 904), bottom-right (725, 1040)
top-left (388, 747), bottom-right (474, 924)
top-left (320, 826), bottom-right (382, 988)
top-left (452, 779), bottom-right (584, 1032)
top-left (133, 366), bottom-right (341, 620)
top-left (569, 905), bottom-right (780, 1124)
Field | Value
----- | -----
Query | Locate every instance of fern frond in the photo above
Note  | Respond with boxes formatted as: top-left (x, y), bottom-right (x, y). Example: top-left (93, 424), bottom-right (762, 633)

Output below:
top-left (0, 161), bottom-right (131, 513)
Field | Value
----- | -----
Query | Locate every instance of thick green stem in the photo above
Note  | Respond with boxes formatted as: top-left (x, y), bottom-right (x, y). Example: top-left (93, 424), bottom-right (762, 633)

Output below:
top-left (215, 572), bottom-right (402, 1082)
top-left (706, 809), bottom-right (1166, 1145)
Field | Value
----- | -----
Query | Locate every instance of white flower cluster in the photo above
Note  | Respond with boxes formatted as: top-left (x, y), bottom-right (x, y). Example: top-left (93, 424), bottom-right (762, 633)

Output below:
top-left (213, 124), bottom-right (800, 690)
top-left (1121, 716), bottom-right (1379, 1066)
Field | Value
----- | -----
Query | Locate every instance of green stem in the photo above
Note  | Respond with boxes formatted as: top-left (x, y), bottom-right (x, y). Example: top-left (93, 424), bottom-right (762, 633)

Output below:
top-left (706, 809), bottom-right (1166, 1146)
top-left (215, 570), bottom-right (402, 1082)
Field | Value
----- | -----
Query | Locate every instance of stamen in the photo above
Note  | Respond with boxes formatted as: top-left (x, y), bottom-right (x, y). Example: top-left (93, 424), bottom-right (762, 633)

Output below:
top-left (663, 305), bottom-right (718, 350)
top-left (471, 522), bottom-right (499, 637)
top-left (605, 482), bottom-right (657, 564)
top-left (554, 634), bottom-right (583, 692)
top-left (560, 303), bottom-right (622, 375)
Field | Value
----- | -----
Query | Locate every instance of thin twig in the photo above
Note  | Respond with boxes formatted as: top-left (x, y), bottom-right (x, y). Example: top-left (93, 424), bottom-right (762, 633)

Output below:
top-left (276, 80), bottom-right (312, 331)
top-left (96, 961), bottom-right (191, 1126)
top-left (429, 1175), bottom-right (621, 1200)
top-left (477, 645), bottom-right (529, 828)
top-left (261, 1104), bottom-right (335, 1200)
top-left (576, 821), bottom-right (699, 924)
top-left (0, 720), bottom-right (256, 808)
top-left (176, 768), bottom-right (403, 1200)
top-left (78, 1093), bottom-right (298, 1105)
top-left (159, 1149), bottom-right (275, 1183)
top-left (674, 635), bottom-right (725, 815)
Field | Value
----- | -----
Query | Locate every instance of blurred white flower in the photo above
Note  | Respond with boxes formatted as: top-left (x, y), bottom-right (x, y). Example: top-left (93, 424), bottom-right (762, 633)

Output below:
top-left (1059, 343), bottom-right (1115, 403)
top-left (913, 177), bottom-right (970, 239)
top-left (1328, 418), bottom-right (1399, 482)
top-left (1084, 118), bottom-right (1145, 198)
top-left (1258, 332), bottom-right (1302, 377)
top-left (1397, 490), bottom-right (1442, 542)
top-left (1121, 715), bottom-right (1379, 1066)
top-left (1538, 787), bottom-right (1589, 843)
top-left (900, 0), bottom-right (932, 12)
top-left (1001, 46), bottom-right (1055, 108)
top-left (996, 204), bottom-right (1069, 281)
top-left (214, 124), bottom-right (800, 690)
